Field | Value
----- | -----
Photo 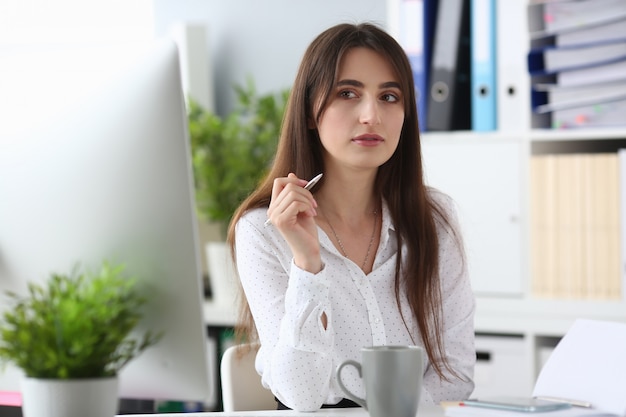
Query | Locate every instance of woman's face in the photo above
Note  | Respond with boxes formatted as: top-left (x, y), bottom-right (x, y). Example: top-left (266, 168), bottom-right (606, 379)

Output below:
top-left (315, 47), bottom-right (405, 173)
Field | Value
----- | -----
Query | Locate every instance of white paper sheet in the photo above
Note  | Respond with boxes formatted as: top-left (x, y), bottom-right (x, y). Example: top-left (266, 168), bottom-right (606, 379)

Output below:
top-left (532, 319), bottom-right (626, 417)
top-left (446, 405), bottom-right (617, 417)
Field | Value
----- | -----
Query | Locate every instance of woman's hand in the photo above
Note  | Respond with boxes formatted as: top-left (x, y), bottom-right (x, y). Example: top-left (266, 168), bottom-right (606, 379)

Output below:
top-left (267, 173), bottom-right (322, 273)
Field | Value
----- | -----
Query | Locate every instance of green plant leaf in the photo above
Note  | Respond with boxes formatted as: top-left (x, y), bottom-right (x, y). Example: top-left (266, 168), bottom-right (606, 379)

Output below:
top-left (188, 79), bottom-right (289, 236)
top-left (0, 261), bottom-right (163, 379)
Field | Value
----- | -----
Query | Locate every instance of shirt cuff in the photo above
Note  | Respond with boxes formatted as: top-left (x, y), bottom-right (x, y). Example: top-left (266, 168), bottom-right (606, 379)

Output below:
top-left (279, 260), bottom-right (333, 352)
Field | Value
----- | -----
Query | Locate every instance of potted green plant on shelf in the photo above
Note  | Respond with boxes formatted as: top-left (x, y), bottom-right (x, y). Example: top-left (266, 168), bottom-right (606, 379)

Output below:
top-left (188, 79), bottom-right (289, 305)
top-left (0, 261), bottom-right (162, 417)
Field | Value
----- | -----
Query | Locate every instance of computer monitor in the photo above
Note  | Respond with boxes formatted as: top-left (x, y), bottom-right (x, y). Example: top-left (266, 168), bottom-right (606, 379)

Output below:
top-left (0, 39), bottom-right (211, 403)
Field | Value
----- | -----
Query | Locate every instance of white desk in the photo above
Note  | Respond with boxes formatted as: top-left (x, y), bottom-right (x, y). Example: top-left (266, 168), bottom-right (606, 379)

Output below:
top-left (118, 404), bottom-right (445, 417)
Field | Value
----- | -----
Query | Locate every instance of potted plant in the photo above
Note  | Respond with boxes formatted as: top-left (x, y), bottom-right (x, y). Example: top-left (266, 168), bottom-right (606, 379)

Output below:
top-left (0, 261), bottom-right (162, 417)
top-left (188, 79), bottom-right (288, 305)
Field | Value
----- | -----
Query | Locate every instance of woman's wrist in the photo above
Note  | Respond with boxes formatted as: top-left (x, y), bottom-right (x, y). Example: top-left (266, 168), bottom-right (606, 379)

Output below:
top-left (293, 252), bottom-right (323, 274)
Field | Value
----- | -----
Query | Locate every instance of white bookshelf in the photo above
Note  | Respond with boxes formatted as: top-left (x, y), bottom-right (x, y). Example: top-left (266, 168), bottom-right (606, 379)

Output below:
top-left (422, 126), bottom-right (626, 395)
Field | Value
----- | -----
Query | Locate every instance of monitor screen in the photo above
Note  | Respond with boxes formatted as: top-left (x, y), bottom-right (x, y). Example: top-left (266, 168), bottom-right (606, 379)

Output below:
top-left (0, 39), bottom-right (210, 403)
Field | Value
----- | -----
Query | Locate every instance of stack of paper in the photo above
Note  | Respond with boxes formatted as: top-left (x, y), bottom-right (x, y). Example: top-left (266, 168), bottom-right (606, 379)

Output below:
top-left (526, 0), bottom-right (626, 128)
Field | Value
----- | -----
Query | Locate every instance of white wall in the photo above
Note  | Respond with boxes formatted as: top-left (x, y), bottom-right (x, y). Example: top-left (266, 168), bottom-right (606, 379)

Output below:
top-left (152, 0), bottom-right (387, 116)
top-left (2, 0), bottom-right (387, 115)
top-left (0, 0), bottom-right (154, 44)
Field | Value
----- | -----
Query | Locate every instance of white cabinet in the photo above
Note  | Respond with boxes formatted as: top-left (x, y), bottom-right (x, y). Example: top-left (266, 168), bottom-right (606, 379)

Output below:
top-left (422, 134), bottom-right (525, 296)
top-left (473, 334), bottom-right (533, 397)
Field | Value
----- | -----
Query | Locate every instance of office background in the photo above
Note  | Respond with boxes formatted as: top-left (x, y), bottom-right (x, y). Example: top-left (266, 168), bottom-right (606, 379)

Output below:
top-left (3, 0), bottom-right (625, 410)
top-left (152, 0), bottom-right (387, 116)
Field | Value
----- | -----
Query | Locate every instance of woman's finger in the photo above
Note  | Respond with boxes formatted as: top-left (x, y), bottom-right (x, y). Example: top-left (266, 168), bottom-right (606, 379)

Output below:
top-left (266, 174), bottom-right (314, 223)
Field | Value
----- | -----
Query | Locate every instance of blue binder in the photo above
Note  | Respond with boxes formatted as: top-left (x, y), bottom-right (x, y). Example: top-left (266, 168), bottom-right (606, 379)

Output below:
top-left (399, 0), bottom-right (439, 131)
top-left (470, 0), bottom-right (497, 131)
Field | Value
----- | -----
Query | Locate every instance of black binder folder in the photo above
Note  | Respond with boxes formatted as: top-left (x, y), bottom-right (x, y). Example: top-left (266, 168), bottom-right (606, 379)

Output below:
top-left (427, 0), bottom-right (472, 131)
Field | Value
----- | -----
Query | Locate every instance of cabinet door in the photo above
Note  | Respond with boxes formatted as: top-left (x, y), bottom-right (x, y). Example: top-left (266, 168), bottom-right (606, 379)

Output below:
top-left (422, 137), bottom-right (524, 295)
top-left (473, 334), bottom-right (533, 397)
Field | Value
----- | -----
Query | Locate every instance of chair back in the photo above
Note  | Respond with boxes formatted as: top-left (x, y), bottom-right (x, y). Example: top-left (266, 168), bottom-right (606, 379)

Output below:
top-left (220, 343), bottom-right (276, 411)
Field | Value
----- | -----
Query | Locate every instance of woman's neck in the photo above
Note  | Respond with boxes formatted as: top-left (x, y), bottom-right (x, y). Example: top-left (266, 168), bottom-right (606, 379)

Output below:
top-left (314, 170), bottom-right (379, 223)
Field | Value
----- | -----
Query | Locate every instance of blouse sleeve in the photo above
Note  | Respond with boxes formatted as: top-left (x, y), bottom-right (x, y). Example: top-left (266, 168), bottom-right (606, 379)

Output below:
top-left (234, 211), bottom-right (336, 411)
top-left (421, 191), bottom-right (476, 403)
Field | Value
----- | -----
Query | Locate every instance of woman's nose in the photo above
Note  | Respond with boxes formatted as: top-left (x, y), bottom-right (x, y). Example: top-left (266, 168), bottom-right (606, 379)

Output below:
top-left (359, 98), bottom-right (381, 125)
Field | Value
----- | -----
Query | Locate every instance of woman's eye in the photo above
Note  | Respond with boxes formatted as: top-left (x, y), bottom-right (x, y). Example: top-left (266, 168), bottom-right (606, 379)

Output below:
top-left (339, 90), bottom-right (357, 99)
top-left (381, 93), bottom-right (399, 103)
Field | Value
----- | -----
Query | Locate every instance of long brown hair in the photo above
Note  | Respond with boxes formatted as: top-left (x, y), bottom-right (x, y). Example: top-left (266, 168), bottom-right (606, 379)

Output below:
top-left (227, 22), bottom-right (462, 380)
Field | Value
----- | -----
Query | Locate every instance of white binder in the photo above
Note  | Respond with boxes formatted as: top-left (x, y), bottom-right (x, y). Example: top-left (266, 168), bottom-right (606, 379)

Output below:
top-left (496, 0), bottom-right (530, 131)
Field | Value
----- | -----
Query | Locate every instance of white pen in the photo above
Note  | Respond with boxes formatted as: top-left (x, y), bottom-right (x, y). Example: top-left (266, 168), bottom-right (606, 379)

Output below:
top-left (534, 396), bottom-right (592, 408)
top-left (264, 173), bottom-right (323, 226)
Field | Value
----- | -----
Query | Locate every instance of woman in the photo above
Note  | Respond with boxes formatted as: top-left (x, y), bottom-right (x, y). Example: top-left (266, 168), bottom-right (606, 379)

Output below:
top-left (227, 22), bottom-right (475, 411)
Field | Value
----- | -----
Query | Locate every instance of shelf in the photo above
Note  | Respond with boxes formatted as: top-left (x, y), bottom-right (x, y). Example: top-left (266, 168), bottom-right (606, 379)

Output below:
top-left (530, 128), bottom-right (626, 142)
top-left (475, 296), bottom-right (626, 336)
top-left (204, 300), bottom-right (237, 327)
top-left (422, 130), bottom-right (526, 143)
top-left (203, 295), bottom-right (626, 337)
top-left (422, 128), bottom-right (626, 142)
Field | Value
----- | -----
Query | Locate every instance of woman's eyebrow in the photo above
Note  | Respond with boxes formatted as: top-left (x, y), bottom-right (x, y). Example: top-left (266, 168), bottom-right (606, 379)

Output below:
top-left (336, 79), bottom-right (401, 89)
top-left (380, 81), bottom-right (401, 89)
top-left (337, 79), bottom-right (363, 88)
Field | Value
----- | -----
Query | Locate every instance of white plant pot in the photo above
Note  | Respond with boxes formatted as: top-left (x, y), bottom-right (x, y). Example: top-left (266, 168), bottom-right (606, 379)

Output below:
top-left (205, 241), bottom-right (237, 306)
top-left (21, 376), bottom-right (119, 417)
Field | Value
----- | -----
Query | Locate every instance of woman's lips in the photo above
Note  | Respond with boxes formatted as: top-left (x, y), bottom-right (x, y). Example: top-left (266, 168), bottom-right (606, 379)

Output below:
top-left (352, 134), bottom-right (384, 146)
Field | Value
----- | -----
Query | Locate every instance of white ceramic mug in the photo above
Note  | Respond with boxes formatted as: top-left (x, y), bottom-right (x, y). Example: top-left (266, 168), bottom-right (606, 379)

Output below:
top-left (336, 345), bottom-right (423, 417)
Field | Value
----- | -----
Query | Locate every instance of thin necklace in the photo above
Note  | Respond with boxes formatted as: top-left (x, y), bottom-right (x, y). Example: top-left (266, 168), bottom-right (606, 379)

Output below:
top-left (323, 208), bottom-right (378, 271)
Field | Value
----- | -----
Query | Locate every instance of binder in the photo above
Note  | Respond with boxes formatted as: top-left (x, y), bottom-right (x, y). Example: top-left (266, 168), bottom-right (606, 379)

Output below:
top-left (619, 148), bottom-right (626, 300)
top-left (532, 82), bottom-right (626, 129)
top-left (527, 0), bottom-right (626, 40)
top-left (589, 154), bottom-right (621, 299)
top-left (528, 38), bottom-right (626, 75)
top-left (496, 0), bottom-right (530, 131)
top-left (397, 0), bottom-right (426, 129)
top-left (551, 98), bottom-right (626, 128)
top-left (605, 153), bottom-right (622, 299)
top-left (532, 80), bottom-right (626, 114)
top-left (396, 0), bottom-right (439, 131)
top-left (533, 59), bottom-right (626, 90)
top-left (470, 0), bottom-right (496, 131)
top-left (555, 17), bottom-right (626, 47)
top-left (423, 0), bottom-right (439, 127)
top-left (426, 0), bottom-right (471, 131)
top-left (530, 155), bottom-right (555, 298)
